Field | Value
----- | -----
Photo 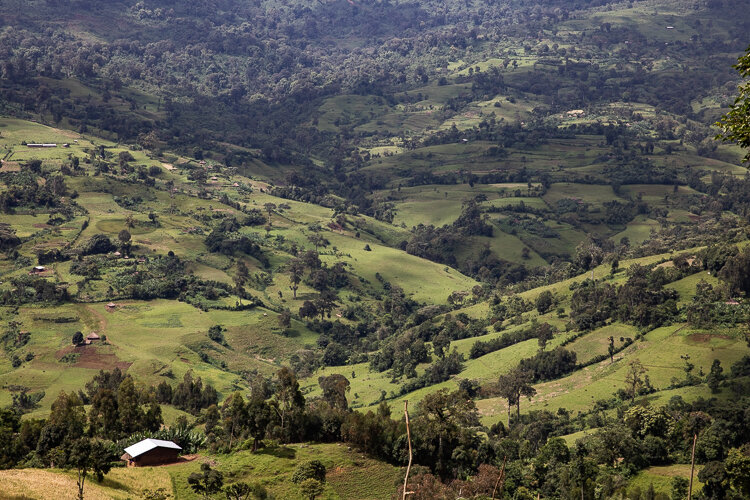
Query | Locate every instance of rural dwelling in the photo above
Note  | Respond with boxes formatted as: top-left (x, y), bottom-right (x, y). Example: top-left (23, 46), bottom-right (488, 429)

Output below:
top-left (26, 143), bottom-right (57, 148)
top-left (86, 332), bottom-right (100, 343)
top-left (30, 266), bottom-right (46, 274)
top-left (121, 439), bottom-right (182, 466)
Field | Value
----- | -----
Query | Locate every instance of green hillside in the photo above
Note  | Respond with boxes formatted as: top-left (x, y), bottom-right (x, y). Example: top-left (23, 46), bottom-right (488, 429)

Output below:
top-left (1, 0), bottom-right (750, 498)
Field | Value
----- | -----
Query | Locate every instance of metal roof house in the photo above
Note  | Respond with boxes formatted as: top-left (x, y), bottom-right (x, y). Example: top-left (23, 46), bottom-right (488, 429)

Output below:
top-left (121, 439), bottom-right (182, 466)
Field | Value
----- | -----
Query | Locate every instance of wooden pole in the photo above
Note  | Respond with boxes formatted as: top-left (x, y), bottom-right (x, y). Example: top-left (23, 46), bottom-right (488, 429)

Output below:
top-left (402, 400), bottom-right (413, 500)
top-left (491, 455), bottom-right (507, 500)
top-left (688, 432), bottom-right (697, 500)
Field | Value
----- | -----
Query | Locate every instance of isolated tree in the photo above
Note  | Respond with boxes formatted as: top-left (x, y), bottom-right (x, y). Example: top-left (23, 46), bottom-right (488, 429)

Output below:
top-left (117, 377), bottom-right (143, 435)
top-left (706, 359), bottom-right (724, 393)
top-left (288, 258), bottom-right (304, 299)
top-left (236, 261), bottom-right (249, 286)
top-left (188, 463), bottom-right (224, 499)
top-left (72, 331), bottom-right (84, 346)
top-left (624, 360), bottom-right (647, 403)
top-left (63, 437), bottom-right (116, 500)
top-left (535, 290), bottom-right (554, 314)
top-left (307, 233), bottom-right (328, 252)
top-left (716, 45), bottom-right (750, 161)
top-left (719, 246), bottom-right (750, 296)
top-left (536, 323), bottom-right (553, 351)
top-left (570, 442), bottom-right (597, 500)
top-left (263, 203), bottom-right (276, 225)
top-left (118, 229), bottom-right (131, 250)
top-left (299, 300), bottom-right (318, 319)
top-left (36, 391), bottom-right (86, 460)
top-left (681, 354), bottom-right (696, 385)
top-left (607, 336), bottom-right (615, 364)
top-left (498, 369), bottom-right (536, 422)
top-left (292, 460), bottom-right (327, 484)
top-left (278, 309), bottom-right (292, 331)
top-left (610, 258), bottom-right (620, 275)
top-left (671, 477), bottom-right (689, 500)
top-left (208, 325), bottom-right (226, 346)
top-left (124, 215), bottom-right (135, 229)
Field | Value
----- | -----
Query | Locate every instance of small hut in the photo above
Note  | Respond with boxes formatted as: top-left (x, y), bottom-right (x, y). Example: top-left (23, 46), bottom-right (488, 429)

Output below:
top-left (86, 332), bottom-right (100, 343)
top-left (30, 266), bottom-right (46, 274)
top-left (106, 302), bottom-right (118, 311)
top-left (121, 439), bottom-right (181, 467)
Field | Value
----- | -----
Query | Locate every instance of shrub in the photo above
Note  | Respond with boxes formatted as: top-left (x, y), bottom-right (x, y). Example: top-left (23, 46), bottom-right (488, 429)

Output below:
top-left (291, 460), bottom-right (326, 484)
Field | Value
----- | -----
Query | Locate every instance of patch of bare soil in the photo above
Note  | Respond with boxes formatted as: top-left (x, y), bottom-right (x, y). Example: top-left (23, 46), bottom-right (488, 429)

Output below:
top-left (687, 333), bottom-right (731, 343)
top-left (56, 345), bottom-right (131, 371)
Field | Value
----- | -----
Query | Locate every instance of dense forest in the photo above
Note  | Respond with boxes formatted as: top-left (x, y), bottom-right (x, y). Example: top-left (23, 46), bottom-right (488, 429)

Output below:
top-left (1, 0), bottom-right (750, 498)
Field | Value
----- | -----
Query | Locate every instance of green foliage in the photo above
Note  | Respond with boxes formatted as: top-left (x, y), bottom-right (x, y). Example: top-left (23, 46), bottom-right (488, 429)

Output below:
top-left (223, 482), bottom-right (267, 500)
top-left (188, 463), bottom-right (224, 499)
top-left (62, 437), bottom-right (117, 500)
top-left (171, 371), bottom-right (219, 415)
top-left (208, 325), bottom-right (227, 346)
top-left (298, 478), bottom-right (324, 500)
top-left (291, 460), bottom-right (327, 484)
top-left (716, 45), bottom-right (750, 161)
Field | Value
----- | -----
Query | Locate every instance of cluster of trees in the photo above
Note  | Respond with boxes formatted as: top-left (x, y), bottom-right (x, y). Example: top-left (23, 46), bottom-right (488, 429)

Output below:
top-left (0, 168), bottom-right (69, 213)
top-left (469, 322), bottom-right (549, 359)
top-left (156, 371), bottom-right (219, 415)
top-left (570, 264), bottom-right (680, 331)
top-left (2, 350), bottom-right (750, 498)
top-left (204, 218), bottom-right (268, 267)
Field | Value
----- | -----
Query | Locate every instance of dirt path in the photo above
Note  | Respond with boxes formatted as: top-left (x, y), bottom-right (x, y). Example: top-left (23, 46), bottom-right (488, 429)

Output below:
top-left (78, 303), bottom-right (109, 332)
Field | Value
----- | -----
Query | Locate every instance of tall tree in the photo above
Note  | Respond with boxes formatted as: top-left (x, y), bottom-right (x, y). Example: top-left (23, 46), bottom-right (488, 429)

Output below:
top-left (288, 258), bottom-right (305, 299)
top-left (222, 392), bottom-right (248, 449)
top-left (497, 368), bottom-right (536, 422)
top-left (64, 438), bottom-right (116, 500)
top-left (36, 391), bottom-right (86, 461)
top-left (318, 374), bottom-right (350, 410)
top-left (272, 367), bottom-right (305, 441)
top-left (246, 396), bottom-right (272, 452)
top-left (117, 377), bottom-right (142, 435)
top-left (88, 389), bottom-right (120, 440)
top-left (536, 323), bottom-right (553, 351)
top-left (416, 389), bottom-right (480, 478)
top-left (624, 360), bottom-right (647, 403)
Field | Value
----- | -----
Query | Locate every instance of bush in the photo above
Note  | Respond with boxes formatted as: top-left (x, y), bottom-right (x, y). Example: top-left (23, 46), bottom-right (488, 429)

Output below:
top-left (291, 460), bottom-right (326, 484)
top-left (80, 234), bottom-right (116, 255)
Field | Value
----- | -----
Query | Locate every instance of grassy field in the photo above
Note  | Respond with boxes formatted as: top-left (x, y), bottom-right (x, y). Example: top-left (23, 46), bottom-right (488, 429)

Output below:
top-left (0, 443), bottom-right (403, 500)
top-left (0, 115), bottom-right (482, 416)
top-left (477, 323), bottom-right (748, 426)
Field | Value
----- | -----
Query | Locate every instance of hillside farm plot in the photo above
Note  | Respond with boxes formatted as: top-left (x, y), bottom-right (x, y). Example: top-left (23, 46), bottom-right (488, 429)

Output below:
top-left (477, 323), bottom-right (748, 425)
